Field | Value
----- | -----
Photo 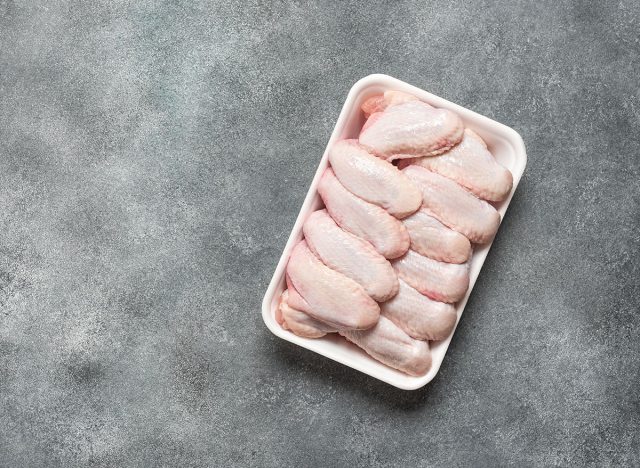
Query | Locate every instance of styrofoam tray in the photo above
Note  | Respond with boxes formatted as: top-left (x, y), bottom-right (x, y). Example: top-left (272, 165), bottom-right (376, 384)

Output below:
top-left (261, 74), bottom-right (527, 390)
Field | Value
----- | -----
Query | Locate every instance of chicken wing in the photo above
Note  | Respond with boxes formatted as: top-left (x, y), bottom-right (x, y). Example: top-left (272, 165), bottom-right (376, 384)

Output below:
top-left (329, 139), bottom-right (421, 218)
top-left (400, 129), bottom-right (513, 201)
top-left (286, 240), bottom-right (380, 330)
top-left (318, 168), bottom-right (410, 259)
top-left (341, 316), bottom-right (432, 376)
top-left (381, 278), bottom-right (457, 341)
top-left (403, 165), bottom-right (500, 244)
top-left (393, 250), bottom-right (470, 303)
top-left (402, 208), bottom-right (472, 263)
top-left (303, 209), bottom-right (398, 302)
top-left (276, 290), bottom-right (336, 338)
top-left (361, 90), bottom-right (420, 117)
top-left (359, 100), bottom-right (463, 161)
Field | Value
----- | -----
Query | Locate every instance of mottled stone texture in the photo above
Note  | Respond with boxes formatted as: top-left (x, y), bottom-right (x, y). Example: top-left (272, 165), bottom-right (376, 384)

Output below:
top-left (0, 0), bottom-right (638, 466)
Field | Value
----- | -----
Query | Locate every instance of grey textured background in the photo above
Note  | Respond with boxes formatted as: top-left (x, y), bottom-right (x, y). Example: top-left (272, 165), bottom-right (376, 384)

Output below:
top-left (1, 0), bottom-right (639, 466)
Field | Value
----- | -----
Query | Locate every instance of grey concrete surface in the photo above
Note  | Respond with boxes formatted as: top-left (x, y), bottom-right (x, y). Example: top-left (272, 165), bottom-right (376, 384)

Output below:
top-left (1, 0), bottom-right (639, 466)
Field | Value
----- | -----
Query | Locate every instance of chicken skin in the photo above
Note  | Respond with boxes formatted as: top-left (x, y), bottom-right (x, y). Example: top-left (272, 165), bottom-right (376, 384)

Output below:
top-left (402, 208), bottom-right (472, 263)
top-left (359, 100), bottom-right (463, 161)
top-left (318, 168), bottom-right (410, 259)
top-left (276, 290), bottom-right (336, 338)
top-left (381, 278), bottom-right (457, 341)
top-left (303, 209), bottom-right (399, 302)
top-left (393, 250), bottom-right (470, 304)
top-left (400, 129), bottom-right (513, 202)
top-left (286, 241), bottom-right (380, 330)
top-left (329, 139), bottom-right (421, 218)
top-left (341, 316), bottom-right (432, 376)
top-left (403, 165), bottom-right (501, 244)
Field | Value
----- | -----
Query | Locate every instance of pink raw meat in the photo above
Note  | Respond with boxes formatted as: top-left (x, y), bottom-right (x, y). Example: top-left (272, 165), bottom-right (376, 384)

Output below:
top-left (400, 129), bottom-right (513, 201)
top-left (381, 278), bottom-right (457, 341)
top-left (276, 290), bottom-right (336, 338)
top-left (286, 240), bottom-right (380, 330)
top-left (341, 316), bottom-right (432, 376)
top-left (393, 250), bottom-right (470, 303)
top-left (329, 139), bottom-right (421, 218)
top-left (359, 100), bottom-right (463, 161)
top-left (402, 208), bottom-right (472, 263)
top-left (303, 209), bottom-right (398, 302)
top-left (361, 90), bottom-right (420, 117)
top-left (318, 168), bottom-right (410, 259)
top-left (403, 165), bottom-right (501, 244)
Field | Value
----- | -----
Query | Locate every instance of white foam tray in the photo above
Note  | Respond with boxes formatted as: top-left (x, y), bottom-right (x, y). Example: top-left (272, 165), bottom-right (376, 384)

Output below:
top-left (261, 74), bottom-right (527, 390)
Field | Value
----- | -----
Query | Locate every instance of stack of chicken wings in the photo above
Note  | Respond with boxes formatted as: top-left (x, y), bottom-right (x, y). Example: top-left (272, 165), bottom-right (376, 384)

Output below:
top-left (277, 91), bottom-right (513, 376)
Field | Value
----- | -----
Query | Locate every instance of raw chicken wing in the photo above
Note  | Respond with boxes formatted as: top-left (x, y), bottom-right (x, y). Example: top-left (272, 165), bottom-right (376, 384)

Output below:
top-left (400, 129), bottom-right (513, 201)
top-left (341, 316), bottom-right (432, 376)
top-left (359, 100), bottom-right (463, 161)
top-left (381, 278), bottom-right (457, 341)
top-left (329, 139), bottom-right (421, 218)
top-left (303, 209), bottom-right (398, 301)
top-left (393, 250), bottom-right (469, 303)
top-left (318, 168), bottom-right (410, 259)
top-left (276, 290), bottom-right (336, 338)
top-left (403, 209), bottom-right (472, 263)
top-left (403, 166), bottom-right (501, 244)
top-left (361, 90), bottom-right (420, 117)
top-left (286, 241), bottom-right (380, 330)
